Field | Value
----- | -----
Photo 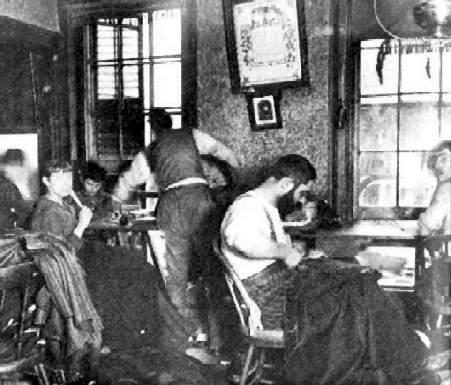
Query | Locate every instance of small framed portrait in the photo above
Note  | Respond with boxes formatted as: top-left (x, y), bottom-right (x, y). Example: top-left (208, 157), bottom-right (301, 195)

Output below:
top-left (246, 92), bottom-right (282, 130)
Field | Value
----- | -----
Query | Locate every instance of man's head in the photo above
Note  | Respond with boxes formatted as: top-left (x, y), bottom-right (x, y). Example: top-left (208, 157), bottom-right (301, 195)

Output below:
top-left (266, 154), bottom-right (317, 216)
top-left (149, 108), bottom-right (173, 136)
top-left (427, 140), bottom-right (451, 180)
top-left (81, 161), bottom-right (107, 197)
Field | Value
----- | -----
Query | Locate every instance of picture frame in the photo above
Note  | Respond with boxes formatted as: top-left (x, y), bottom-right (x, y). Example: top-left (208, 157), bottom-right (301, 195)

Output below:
top-left (222, 0), bottom-right (309, 94)
top-left (246, 92), bottom-right (282, 130)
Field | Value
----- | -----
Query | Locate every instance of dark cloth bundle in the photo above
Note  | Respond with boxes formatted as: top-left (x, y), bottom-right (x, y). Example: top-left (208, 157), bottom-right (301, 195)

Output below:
top-left (284, 260), bottom-right (426, 385)
top-left (29, 233), bottom-right (103, 338)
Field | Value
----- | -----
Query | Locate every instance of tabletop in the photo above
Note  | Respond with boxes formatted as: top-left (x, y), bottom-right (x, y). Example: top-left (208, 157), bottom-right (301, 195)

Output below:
top-left (283, 220), bottom-right (422, 240)
top-left (88, 215), bottom-right (158, 232)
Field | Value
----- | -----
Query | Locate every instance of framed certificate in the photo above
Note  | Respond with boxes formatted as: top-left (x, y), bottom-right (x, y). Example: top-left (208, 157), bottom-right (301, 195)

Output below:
top-left (223, 0), bottom-right (309, 93)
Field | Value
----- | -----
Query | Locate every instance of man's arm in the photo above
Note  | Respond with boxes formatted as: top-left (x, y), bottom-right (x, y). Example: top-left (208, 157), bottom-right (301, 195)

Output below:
top-left (113, 151), bottom-right (154, 202)
top-left (192, 129), bottom-right (239, 168)
top-left (418, 183), bottom-right (450, 235)
top-left (221, 199), bottom-right (303, 267)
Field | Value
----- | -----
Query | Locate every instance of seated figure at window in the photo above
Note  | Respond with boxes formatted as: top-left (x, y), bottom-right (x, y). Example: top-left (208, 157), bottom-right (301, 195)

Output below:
top-left (220, 154), bottom-right (428, 385)
top-left (418, 140), bottom-right (451, 238)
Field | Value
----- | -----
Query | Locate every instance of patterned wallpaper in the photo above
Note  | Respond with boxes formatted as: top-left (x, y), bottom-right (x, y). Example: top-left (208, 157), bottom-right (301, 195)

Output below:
top-left (0, 0), bottom-right (59, 32)
top-left (197, 0), bottom-right (331, 196)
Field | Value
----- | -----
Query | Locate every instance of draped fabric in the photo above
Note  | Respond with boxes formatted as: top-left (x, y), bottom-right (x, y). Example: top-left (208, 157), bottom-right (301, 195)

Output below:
top-left (0, 232), bottom-right (103, 355)
top-left (283, 260), bottom-right (426, 385)
top-left (0, 234), bottom-right (27, 267)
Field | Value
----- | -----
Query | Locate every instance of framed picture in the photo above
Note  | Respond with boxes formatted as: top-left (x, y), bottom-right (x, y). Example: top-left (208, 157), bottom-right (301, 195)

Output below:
top-left (223, 0), bottom-right (309, 94)
top-left (246, 92), bottom-right (282, 130)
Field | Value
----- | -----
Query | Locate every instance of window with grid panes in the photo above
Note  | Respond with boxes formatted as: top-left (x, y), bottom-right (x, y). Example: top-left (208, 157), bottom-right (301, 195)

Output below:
top-left (85, 7), bottom-right (182, 162)
top-left (356, 39), bottom-right (451, 220)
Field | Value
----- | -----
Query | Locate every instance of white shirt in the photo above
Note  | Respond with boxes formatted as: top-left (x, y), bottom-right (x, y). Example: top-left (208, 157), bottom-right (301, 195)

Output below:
top-left (221, 191), bottom-right (291, 279)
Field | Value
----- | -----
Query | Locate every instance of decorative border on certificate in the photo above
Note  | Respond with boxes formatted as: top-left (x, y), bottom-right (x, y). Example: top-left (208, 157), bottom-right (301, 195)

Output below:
top-left (223, 0), bottom-right (309, 93)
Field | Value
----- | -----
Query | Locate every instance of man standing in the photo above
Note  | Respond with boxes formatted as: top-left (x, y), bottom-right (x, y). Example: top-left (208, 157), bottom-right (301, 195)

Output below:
top-left (113, 109), bottom-right (239, 351)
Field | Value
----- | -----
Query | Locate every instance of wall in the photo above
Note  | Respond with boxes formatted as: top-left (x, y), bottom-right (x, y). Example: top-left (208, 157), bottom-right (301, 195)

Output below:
top-left (0, 0), bottom-right (59, 32)
top-left (197, 0), bottom-right (332, 195)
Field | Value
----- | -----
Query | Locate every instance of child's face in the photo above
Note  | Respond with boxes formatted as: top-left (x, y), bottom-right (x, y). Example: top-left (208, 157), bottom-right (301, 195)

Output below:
top-left (43, 170), bottom-right (73, 198)
top-left (83, 178), bottom-right (102, 197)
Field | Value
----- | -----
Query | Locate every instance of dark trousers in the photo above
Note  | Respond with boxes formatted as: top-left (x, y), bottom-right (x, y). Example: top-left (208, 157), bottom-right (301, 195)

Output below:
top-left (156, 185), bottom-right (219, 337)
top-left (243, 262), bottom-right (290, 329)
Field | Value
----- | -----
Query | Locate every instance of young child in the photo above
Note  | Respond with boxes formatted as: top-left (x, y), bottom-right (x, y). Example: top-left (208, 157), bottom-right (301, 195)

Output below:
top-left (76, 161), bottom-right (112, 221)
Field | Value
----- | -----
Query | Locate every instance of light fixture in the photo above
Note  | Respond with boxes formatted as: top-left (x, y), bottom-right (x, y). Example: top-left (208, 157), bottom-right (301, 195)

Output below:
top-left (414, 0), bottom-right (451, 37)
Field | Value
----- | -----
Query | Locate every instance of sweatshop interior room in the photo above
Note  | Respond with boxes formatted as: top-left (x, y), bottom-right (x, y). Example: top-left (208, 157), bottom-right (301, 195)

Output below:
top-left (0, 0), bottom-right (451, 384)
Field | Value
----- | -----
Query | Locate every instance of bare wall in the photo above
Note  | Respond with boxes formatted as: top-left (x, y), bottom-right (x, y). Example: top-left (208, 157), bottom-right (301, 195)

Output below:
top-left (196, 0), bottom-right (332, 195)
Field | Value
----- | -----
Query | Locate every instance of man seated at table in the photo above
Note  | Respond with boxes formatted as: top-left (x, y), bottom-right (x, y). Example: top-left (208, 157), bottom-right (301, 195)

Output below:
top-left (220, 154), bottom-right (428, 385)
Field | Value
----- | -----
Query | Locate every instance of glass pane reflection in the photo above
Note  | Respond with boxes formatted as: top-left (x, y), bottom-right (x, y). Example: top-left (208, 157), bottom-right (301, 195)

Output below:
top-left (360, 105), bottom-right (397, 151)
top-left (399, 152), bottom-right (436, 207)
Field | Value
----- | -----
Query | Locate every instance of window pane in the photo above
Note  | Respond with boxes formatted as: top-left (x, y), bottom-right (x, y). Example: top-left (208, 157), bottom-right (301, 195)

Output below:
top-left (400, 93), bottom-right (439, 102)
top-left (399, 105), bottom-right (440, 150)
top-left (153, 61), bottom-right (181, 107)
top-left (440, 107), bottom-right (451, 139)
top-left (442, 50), bottom-right (451, 92)
top-left (400, 51), bottom-right (440, 93)
top-left (399, 152), bottom-right (436, 207)
top-left (358, 152), bottom-right (397, 208)
top-left (97, 25), bottom-right (116, 61)
top-left (152, 9), bottom-right (181, 56)
top-left (359, 105), bottom-right (397, 151)
top-left (97, 65), bottom-right (117, 99)
top-left (122, 25), bottom-right (139, 59)
top-left (123, 65), bottom-right (139, 98)
top-left (361, 44), bottom-right (399, 96)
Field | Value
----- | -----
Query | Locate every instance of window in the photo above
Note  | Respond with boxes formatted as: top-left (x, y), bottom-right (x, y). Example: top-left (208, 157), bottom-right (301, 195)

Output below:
top-left (356, 39), bottom-right (451, 220)
top-left (81, 5), bottom-right (187, 167)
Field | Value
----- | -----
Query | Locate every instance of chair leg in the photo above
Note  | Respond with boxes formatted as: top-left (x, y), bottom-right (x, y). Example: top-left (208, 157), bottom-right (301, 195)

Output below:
top-left (240, 344), bottom-right (255, 385)
top-left (16, 285), bottom-right (30, 359)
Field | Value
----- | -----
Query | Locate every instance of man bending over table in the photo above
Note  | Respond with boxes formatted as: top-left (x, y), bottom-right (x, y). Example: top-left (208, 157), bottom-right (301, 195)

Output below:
top-left (220, 154), bottom-right (429, 385)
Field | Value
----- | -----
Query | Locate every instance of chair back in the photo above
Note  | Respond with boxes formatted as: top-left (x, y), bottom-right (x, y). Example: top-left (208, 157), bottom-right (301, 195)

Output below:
top-left (212, 239), bottom-right (264, 337)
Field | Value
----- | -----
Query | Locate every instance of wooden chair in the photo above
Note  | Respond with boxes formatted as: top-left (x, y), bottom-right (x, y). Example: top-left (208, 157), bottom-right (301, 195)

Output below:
top-left (212, 240), bottom-right (284, 385)
top-left (0, 261), bottom-right (41, 359)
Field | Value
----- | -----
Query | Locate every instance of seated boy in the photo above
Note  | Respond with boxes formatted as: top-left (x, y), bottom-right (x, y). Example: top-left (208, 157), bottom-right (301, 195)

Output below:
top-left (76, 161), bottom-right (112, 221)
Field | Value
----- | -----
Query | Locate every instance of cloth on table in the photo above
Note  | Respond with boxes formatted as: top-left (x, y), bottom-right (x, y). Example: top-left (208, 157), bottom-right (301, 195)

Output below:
top-left (283, 260), bottom-right (427, 385)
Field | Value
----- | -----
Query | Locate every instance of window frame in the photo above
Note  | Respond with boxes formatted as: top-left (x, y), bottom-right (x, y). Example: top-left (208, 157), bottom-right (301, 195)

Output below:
top-left (65, 0), bottom-right (197, 169)
top-left (352, 39), bottom-right (451, 221)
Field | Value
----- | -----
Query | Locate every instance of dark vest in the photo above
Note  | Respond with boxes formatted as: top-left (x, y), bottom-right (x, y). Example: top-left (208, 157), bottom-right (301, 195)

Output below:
top-left (146, 129), bottom-right (205, 191)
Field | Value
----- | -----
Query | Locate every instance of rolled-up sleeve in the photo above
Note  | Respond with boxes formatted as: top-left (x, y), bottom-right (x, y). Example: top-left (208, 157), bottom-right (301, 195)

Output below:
top-left (113, 152), bottom-right (152, 202)
top-left (193, 129), bottom-right (239, 168)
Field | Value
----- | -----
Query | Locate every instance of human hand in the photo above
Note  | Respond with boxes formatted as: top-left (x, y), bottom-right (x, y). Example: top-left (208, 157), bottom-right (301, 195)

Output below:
top-left (78, 206), bottom-right (93, 228)
top-left (282, 246), bottom-right (304, 268)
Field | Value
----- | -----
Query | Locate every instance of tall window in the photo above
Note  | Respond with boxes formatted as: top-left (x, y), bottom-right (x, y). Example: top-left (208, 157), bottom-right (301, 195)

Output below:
top-left (84, 7), bottom-right (183, 164)
top-left (356, 39), bottom-right (451, 220)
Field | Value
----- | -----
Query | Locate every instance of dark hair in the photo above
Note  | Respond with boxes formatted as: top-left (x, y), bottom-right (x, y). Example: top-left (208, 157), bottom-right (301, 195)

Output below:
top-left (269, 154), bottom-right (316, 186)
top-left (149, 108), bottom-right (172, 134)
top-left (427, 140), bottom-right (451, 169)
top-left (42, 160), bottom-right (72, 178)
top-left (82, 161), bottom-right (107, 183)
